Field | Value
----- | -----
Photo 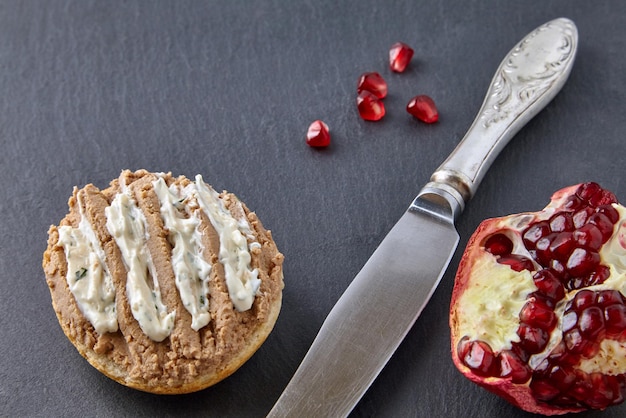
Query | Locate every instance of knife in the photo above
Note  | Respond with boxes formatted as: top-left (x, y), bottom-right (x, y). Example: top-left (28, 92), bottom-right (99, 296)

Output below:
top-left (269, 17), bottom-right (578, 417)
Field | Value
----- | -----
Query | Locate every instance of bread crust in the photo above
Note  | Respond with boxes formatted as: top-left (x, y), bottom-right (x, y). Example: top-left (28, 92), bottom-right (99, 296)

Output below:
top-left (42, 170), bottom-right (284, 394)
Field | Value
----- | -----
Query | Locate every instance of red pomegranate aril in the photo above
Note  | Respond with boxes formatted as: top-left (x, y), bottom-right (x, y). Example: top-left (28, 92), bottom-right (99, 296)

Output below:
top-left (596, 290), bottom-right (624, 307)
top-left (564, 195), bottom-right (583, 211)
top-left (597, 204), bottom-right (620, 223)
top-left (588, 212), bottom-right (615, 241)
top-left (519, 297), bottom-right (557, 330)
top-left (568, 374), bottom-right (595, 403)
top-left (498, 254), bottom-right (534, 272)
top-left (590, 189), bottom-right (618, 207)
top-left (572, 289), bottom-right (596, 311)
top-left (549, 258), bottom-right (567, 277)
top-left (605, 304), bottom-right (626, 336)
top-left (459, 339), bottom-right (498, 376)
top-left (306, 120), bottom-right (331, 148)
top-left (484, 233), bottom-right (514, 256)
top-left (499, 350), bottom-right (531, 383)
top-left (357, 72), bottom-right (388, 99)
top-left (578, 306), bottom-right (605, 338)
top-left (547, 365), bottom-right (577, 393)
top-left (566, 248), bottom-right (600, 277)
top-left (522, 221), bottom-right (550, 249)
top-left (586, 374), bottom-right (616, 409)
top-left (356, 90), bottom-right (385, 121)
top-left (584, 265), bottom-right (611, 287)
top-left (549, 232), bottom-right (575, 261)
top-left (533, 269), bottom-right (565, 302)
top-left (572, 207), bottom-right (593, 228)
top-left (530, 378), bottom-right (561, 402)
top-left (577, 182), bottom-right (603, 203)
top-left (517, 323), bottom-right (549, 354)
top-left (562, 310), bottom-right (578, 332)
top-left (389, 41), bottom-right (414, 73)
top-left (572, 224), bottom-right (603, 250)
top-left (534, 235), bottom-right (554, 265)
top-left (550, 212), bottom-right (574, 232)
top-left (563, 328), bottom-right (589, 354)
top-left (406, 95), bottom-right (439, 123)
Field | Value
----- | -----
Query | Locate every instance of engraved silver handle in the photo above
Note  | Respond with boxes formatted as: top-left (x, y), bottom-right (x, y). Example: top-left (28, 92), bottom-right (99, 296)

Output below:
top-left (418, 17), bottom-right (578, 219)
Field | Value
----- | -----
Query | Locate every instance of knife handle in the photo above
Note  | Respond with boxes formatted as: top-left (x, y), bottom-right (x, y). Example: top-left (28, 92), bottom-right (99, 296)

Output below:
top-left (419, 17), bottom-right (577, 219)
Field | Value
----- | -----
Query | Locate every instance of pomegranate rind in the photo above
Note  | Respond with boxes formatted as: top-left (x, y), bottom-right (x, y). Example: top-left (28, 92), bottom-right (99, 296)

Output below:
top-left (450, 183), bottom-right (626, 415)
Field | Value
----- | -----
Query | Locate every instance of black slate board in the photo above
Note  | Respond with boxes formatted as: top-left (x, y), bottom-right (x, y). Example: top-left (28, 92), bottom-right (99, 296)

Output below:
top-left (2, 1), bottom-right (626, 417)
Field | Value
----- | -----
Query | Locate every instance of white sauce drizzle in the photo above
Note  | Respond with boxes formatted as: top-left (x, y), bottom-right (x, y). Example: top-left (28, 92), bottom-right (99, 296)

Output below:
top-left (194, 175), bottom-right (261, 312)
top-left (152, 177), bottom-right (212, 331)
top-left (105, 187), bottom-right (175, 342)
top-left (57, 192), bottom-right (118, 334)
top-left (58, 173), bottom-right (262, 341)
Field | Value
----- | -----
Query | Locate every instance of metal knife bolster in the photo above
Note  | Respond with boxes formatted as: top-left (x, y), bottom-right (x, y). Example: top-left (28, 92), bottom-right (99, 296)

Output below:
top-left (268, 17), bottom-right (578, 418)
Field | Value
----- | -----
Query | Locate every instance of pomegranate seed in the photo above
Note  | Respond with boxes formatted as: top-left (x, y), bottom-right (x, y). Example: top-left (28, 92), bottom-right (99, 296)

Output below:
top-left (306, 120), bottom-right (331, 148)
top-left (547, 365), bottom-right (577, 393)
top-left (572, 289), bottom-right (596, 311)
top-left (596, 204), bottom-right (620, 223)
top-left (484, 233), bottom-right (513, 256)
top-left (534, 234), bottom-right (554, 265)
top-left (519, 297), bottom-right (557, 330)
top-left (564, 195), bottom-right (583, 211)
top-left (588, 213), bottom-right (615, 241)
top-left (517, 323), bottom-right (549, 354)
top-left (499, 350), bottom-right (531, 383)
top-left (566, 248), bottom-right (600, 277)
top-left (572, 207), bottom-right (593, 228)
top-left (357, 72), bottom-right (387, 99)
top-left (498, 254), bottom-right (534, 272)
top-left (605, 304), bottom-right (626, 336)
top-left (578, 307), bottom-right (605, 338)
top-left (549, 232), bottom-right (575, 262)
top-left (584, 265), bottom-right (610, 287)
top-left (356, 90), bottom-right (385, 121)
top-left (461, 340), bottom-right (498, 376)
top-left (586, 373), bottom-right (616, 409)
top-left (606, 376), bottom-right (626, 405)
top-left (406, 95), bottom-right (439, 123)
top-left (522, 221), bottom-right (550, 249)
top-left (572, 224), bottom-right (603, 251)
top-left (562, 310), bottom-right (578, 332)
top-left (530, 378), bottom-right (560, 401)
top-left (532, 269), bottom-right (565, 301)
top-left (549, 259), bottom-right (567, 277)
top-left (597, 290), bottom-right (624, 307)
top-left (577, 182), bottom-right (603, 204)
top-left (591, 190), bottom-right (618, 207)
top-left (563, 328), bottom-right (589, 354)
top-left (550, 212), bottom-right (574, 232)
top-left (568, 373), bottom-right (595, 403)
top-left (576, 182), bottom-right (618, 207)
top-left (389, 42), bottom-right (414, 73)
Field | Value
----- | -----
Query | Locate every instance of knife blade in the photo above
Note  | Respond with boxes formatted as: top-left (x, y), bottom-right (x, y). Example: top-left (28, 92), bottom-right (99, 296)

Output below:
top-left (269, 17), bottom-right (578, 417)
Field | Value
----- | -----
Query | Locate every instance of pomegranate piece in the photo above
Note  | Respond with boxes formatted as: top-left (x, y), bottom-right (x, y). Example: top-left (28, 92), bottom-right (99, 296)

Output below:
top-left (389, 41), bottom-right (414, 73)
top-left (406, 95), bottom-right (439, 124)
top-left (357, 72), bottom-right (388, 99)
top-left (450, 182), bottom-right (626, 415)
top-left (484, 233), bottom-right (513, 256)
top-left (306, 120), bottom-right (331, 148)
top-left (356, 90), bottom-right (385, 121)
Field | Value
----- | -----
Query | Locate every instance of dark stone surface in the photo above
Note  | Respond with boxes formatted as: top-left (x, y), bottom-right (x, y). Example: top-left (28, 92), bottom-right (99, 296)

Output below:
top-left (1, 1), bottom-right (625, 416)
